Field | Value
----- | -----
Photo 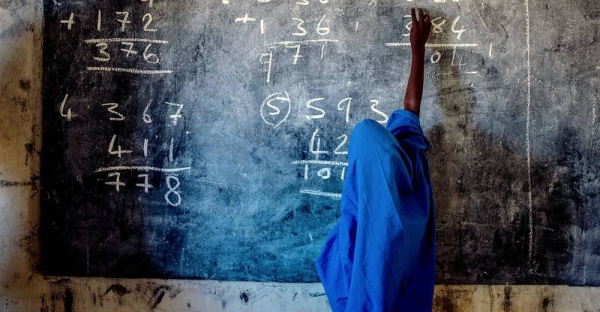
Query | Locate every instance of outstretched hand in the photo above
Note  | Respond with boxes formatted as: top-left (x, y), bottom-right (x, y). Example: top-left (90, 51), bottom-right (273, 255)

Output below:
top-left (403, 8), bottom-right (430, 117)
top-left (410, 8), bottom-right (431, 51)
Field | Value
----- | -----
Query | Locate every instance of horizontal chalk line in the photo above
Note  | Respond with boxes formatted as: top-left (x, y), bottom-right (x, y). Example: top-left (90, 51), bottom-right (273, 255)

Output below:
top-left (271, 39), bottom-right (340, 46)
top-left (84, 38), bottom-right (169, 44)
top-left (461, 221), bottom-right (554, 232)
top-left (86, 67), bottom-right (173, 75)
top-left (299, 189), bottom-right (342, 199)
top-left (385, 43), bottom-right (479, 48)
top-left (94, 166), bottom-right (191, 173)
top-left (291, 160), bottom-right (348, 166)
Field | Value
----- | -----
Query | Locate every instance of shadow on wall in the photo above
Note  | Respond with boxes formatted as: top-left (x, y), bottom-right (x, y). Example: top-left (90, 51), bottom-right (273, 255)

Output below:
top-left (425, 11), bottom-right (599, 287)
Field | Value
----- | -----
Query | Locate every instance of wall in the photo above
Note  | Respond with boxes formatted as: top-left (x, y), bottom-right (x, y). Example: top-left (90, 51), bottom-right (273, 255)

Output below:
top-left (1, 0), bottom-right (600, 311)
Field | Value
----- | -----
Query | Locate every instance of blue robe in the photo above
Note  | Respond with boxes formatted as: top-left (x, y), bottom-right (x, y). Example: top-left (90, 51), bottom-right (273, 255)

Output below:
top-left (316, 110), bottom-right (436, 312)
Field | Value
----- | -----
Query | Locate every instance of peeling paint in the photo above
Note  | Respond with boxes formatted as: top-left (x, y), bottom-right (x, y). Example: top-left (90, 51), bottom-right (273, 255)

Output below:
top-left (24, 143), bottom-right (35, 166)
top-left (103, 284), bottom-right (130, 297)
top-left (308, 292), bottom-right (326, 297)
top-left (0, 180), bottom-right (30, 188)
top-left (19, 79), bottom-right (31, 91)
top-left (439, 295), bottom-right (456, 312)
top-left (13, 96), bottom-right (27, 113)
top-left (239, 291), bottom-right (249, 304)
top-left (542, 295), bottom-right (554, 312)
top-left (40, 295), bottom-right (48, 312)
top-left (149, 285), bottom-right (170, 308)
top-left (503, 286), bottom-right (512, 312)
top-left (63, 287), bottom-right (73, 312)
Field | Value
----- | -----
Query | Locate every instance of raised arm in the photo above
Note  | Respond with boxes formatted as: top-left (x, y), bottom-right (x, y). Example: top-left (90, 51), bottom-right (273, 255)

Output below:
top-left (403, 8), bottom-right (431, 117)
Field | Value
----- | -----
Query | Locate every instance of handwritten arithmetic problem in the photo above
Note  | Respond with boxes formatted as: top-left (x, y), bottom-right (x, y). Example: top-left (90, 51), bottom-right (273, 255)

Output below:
top-left (55, 1), bottom-right (188, 206)
top-left (230, 0), bottom-right (489, 199)
top-left (44, 0), bottom-right (575, 283)
top-left (54, 0), bottom-right (489, 203)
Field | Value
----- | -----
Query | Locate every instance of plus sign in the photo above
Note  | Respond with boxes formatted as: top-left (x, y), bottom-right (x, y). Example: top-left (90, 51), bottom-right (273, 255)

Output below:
top-left (60, 12), bottom-right (75, 30)
top-left (235, 13), bottom-right (257, 24)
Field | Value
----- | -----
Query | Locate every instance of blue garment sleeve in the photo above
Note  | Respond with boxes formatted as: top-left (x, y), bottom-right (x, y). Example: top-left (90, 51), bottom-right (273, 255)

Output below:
top-left (344, 120), bottom-right (414, 311)
top-left (317, 110), bottom-right (435, 312)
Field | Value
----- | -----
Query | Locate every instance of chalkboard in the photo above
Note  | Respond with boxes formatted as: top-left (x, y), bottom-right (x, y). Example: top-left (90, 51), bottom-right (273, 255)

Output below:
top-left (41, 0), bottom-right (600, 284)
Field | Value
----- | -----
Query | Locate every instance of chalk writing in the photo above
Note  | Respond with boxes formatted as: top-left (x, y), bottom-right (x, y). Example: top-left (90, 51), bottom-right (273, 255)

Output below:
top-left (142, 13), bottom-right (157, 32)
top-left (166, 102), bottom-right (184, 125)
top-left (60, 12), bottom-right (74, 30)
top-left (94, 166), bottom-right (192, 173)
top-left (87, 41), bottom-right (165, 65)
top-left (52, 3), bottom-right (193, 207)
top-left (50, 2), bottom-right (491, 206)
top-left (108, 134), bottom-right (132, 158)
top-left (165, 175), bottom-right (182, 206)
top-left (105, 172), bottom-right (125, 191)
top-left (136, 174), bottom-right (152, 193)
top-left (260, 52), bottom-right (273, 83)
top-left (261, 92), bottom-right (291, 128)
top-left (101, 103), bottom-right (125, 121)
top-left (86, 67), bottom-right (172, 75)
top-left (403, 14), bottom-right (467, 41)
top-left (59, 94), bottom-right (75, 121)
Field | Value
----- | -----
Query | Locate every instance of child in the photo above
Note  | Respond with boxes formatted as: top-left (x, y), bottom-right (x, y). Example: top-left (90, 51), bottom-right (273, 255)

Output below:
top-left (316, 8), bottom-right (435, 312)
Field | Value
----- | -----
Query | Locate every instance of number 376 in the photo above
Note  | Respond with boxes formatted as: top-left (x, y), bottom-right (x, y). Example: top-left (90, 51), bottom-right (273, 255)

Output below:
top-left (93, 42), bottom-right (161, 64)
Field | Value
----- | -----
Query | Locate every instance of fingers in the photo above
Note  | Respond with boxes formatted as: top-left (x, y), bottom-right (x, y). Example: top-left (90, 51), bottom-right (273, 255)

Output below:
top-left (411, 7), bottom-right (430, 25)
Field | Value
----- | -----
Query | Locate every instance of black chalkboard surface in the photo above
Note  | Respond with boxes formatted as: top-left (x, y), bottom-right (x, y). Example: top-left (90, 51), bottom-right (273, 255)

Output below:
top-left (41, 0), bottom-right (600, 284)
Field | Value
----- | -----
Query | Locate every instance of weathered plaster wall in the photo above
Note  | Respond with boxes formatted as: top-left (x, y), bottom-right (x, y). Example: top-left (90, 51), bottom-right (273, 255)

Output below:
top-left (1, 0), bottom-right (600, 311)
